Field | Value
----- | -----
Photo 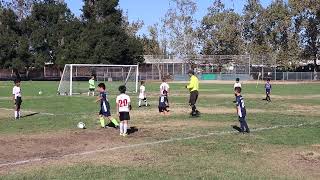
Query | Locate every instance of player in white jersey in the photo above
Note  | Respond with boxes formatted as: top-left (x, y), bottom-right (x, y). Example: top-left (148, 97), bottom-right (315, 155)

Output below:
top-left (160, 78), bottom-right (170, 95)
top-left (234, 78), bottom-right (242, 89)
top-left (233, 78), bottom-right (241, 103)
top-left (12, 79), bottom-right (22, 119)
top-left (138, 81), bottom-right (148, 107)
top-left (116, 85), bottom-right (131, 137)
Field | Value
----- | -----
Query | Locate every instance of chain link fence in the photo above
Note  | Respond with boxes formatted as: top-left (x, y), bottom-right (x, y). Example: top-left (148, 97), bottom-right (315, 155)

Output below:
top-left (141, 55), bottom-right (319, 81)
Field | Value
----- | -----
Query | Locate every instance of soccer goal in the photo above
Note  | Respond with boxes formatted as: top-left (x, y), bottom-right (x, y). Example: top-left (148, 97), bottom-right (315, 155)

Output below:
top-left (58, 64), bottom-right (139, 96)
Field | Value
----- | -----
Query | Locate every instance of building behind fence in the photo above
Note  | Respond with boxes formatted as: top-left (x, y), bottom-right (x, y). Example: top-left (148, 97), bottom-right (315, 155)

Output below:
top-left (0, 55), bottom-right (318, 81)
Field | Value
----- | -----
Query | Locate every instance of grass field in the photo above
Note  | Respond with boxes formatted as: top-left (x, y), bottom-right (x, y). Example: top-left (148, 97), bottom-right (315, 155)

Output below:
top-left (0, 81), bottom-right (319, 180)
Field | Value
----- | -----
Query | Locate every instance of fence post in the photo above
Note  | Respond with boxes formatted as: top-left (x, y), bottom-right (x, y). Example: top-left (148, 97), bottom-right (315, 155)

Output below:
top-left (248, 55), bottom-right (251, 78)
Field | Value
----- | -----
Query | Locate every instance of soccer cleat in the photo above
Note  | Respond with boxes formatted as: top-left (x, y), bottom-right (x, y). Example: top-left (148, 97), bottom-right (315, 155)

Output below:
top-left (120, 133), bottom-right (123, 136)
top-left (122, 133), bottom-right (128, 137)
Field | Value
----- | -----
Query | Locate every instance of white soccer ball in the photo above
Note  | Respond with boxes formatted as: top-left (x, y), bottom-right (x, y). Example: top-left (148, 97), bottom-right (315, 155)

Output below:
top-left (38, 91), bottom-right (43, 95)
top-left (77, 122), bottom-right (86, 129)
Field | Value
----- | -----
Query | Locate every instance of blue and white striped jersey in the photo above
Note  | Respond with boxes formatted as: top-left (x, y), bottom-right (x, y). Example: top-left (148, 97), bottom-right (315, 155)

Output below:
top-left (236, 95), bottom-right (246, 118)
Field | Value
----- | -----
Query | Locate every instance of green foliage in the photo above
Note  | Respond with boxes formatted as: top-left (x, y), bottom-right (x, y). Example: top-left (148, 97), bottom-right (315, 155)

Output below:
top-left (0, 0), bottom-right (144, 72)
top-left (200, 0), bottom-right (243, 55)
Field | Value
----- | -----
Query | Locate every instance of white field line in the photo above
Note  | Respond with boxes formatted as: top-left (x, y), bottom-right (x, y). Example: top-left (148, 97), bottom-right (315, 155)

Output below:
top-left (0, 108), bottom-right (55, 116)
top-left (0, 121), bottom-right (319, 169)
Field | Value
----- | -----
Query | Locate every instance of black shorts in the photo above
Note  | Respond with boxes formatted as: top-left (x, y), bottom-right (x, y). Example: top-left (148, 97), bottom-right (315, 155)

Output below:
top-left (15, 97), bottom-right (22, 109)
top-left (89, 88), bottom-right (95, 92)
top-left (158, 106), bottom-right (168, 113)
top-left (189, 91), bottom-right (199, 105)
top-left (119, 112), bottom-right (130, 121)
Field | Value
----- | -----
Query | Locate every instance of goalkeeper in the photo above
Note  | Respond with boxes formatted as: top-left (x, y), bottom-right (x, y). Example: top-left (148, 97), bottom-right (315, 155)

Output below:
top-left (185, 70), bottom-right (200, 117)
top-left (88, 75), bottom-right (95, 96)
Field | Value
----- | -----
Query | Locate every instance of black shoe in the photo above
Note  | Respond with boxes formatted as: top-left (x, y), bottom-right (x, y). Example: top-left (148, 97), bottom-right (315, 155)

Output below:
top-left (246, 130), bottom-right (250, 133)
top-left (138, 106), bottom-right (141, 108)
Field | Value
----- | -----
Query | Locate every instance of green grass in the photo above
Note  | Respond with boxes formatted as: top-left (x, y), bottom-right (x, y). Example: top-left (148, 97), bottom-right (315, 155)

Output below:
top-left (0, 81), bottom-right (320, 179)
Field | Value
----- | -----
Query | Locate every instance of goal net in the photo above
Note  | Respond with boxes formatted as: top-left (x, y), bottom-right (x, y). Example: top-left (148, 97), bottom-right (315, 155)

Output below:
top-left (58, 64), bottom-right (139, 96)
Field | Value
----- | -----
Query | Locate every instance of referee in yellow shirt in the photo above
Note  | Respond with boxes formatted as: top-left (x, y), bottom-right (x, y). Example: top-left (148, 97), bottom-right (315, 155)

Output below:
top-left (185, 70), bottom-right (200, 117)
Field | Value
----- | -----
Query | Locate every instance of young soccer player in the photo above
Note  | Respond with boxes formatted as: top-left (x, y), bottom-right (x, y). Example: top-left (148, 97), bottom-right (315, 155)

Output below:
top-left (88, 75), bottom-right (95, 96)
top-left (235, 87), bottom-right (250, 133)
top-left (233, 78), bottom-right (241, 103)
top-left (234, 78), bottom-right (241, 89)
top-left (138, 81), bottom-right (148, 107)
top-left (116, 85), bottom-right (131, 137)
top-left (160, 77), bottom-right (170, 96)
top-left (96, 83), bottom-right (119, 128)
top-left (158, 90), bottom-right (170, 115)
top-left (12, 79), bottom-right (22, 119)
top-left (264, 78), bottom-right (272, 102)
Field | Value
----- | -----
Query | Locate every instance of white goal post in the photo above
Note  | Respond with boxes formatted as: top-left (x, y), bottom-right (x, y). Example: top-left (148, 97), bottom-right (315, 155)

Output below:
top-left (58, 64), bottom-right (139, 96)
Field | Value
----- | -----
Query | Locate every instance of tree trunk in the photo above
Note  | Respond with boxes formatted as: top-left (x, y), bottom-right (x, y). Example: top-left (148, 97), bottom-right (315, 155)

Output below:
top-left (314, 58), bottom-right (318, 80)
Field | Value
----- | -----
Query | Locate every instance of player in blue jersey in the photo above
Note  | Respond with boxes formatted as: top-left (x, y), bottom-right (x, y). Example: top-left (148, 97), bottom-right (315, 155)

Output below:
top-left (96, 83), bottom-right (120, 128)
top-left (264, 78), bottom-right (272, 102)
top-left (235, 87), bottom-right (250, 133)
top-left (158, 90), bottom-right (170, 115)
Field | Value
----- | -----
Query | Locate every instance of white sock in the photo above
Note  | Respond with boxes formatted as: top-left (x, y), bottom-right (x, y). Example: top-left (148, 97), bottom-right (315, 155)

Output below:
top-left (145, 100), bottom-right (148, 106)
top-left (14, 111), bottom-right (18, 119)
top-left (18, 111), bottom-right (21, 118)
top-left (124, 123), bottom-right (128, 134)
top-left (120, 122), bottom-right (124, 134)
top-left (138, 99), bottom-right (141, 106)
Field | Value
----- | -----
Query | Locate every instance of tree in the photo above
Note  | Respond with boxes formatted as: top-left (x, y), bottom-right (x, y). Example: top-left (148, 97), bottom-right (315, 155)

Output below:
top-left (81, 0), bottom-right (143, 65)
top-left (123, 11), bottom-right (144, 37)
top-left (6, 0), bottom-right (36, 20)
top-left (263, 0), bottom-right (295, 67)
top-left (200, 0), bottom-right (243, 55)
top-left (27, 0), bottom-right (76, 70)
top-left (289, 0), bottom-right (320, 74)
top-left (243, 0), bottom-right (270, 55)
top-left (162, 0), bottom-right (198, 57)
top-left (0, 6), bottom-right (32, 71)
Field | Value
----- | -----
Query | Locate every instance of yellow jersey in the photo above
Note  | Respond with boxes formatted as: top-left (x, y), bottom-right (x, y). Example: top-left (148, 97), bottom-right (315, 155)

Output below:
top-left (187, 75), bottom-right (199, 92)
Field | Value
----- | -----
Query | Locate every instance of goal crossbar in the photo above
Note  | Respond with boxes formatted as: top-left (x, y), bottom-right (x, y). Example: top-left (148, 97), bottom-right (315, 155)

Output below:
top-left (58, 64), bottom-right (139, 96)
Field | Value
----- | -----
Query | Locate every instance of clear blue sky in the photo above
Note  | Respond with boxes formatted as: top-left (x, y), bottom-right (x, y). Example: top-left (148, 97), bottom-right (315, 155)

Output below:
top-left (66, 0), bottom-right (272, 35)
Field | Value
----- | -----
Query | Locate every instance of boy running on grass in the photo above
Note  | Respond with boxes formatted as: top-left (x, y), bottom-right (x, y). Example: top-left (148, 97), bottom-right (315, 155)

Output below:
top-left (263, 78), bottom-right (272, 102)
top-left (138, 81), bottom-right (148, 107)
top-left (88, 75), bottom-right (95, 96)
top-left (116, 85), bottom-right (131, 137)
top-left (12, 79), bottom-right (22, 119)
top-left (96, 83), bottom-right (119, 128)
top-left (235, 87), bottom-right (250, 133)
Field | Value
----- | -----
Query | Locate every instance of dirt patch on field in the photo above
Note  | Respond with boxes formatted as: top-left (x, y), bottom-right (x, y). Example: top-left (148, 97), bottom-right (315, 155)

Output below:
top-left (132, 107), bottom-right (265, 118)
top-left (0, 130), bottom-right (128, 166)
top-left (290, 104), bottom-right (320, 111)
top-left (0, 109), bottom-right (12, 120)
top-left (262, 146), bottom-right (320, 179)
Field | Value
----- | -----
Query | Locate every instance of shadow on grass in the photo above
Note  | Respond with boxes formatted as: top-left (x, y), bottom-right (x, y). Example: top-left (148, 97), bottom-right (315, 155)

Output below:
top-left (22, 112), bottom-right (40, 118)
top-left (106, 122), bottom-right (139, 135)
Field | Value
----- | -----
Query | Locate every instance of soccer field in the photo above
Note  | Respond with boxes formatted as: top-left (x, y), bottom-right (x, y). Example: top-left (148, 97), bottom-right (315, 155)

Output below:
top-left (0, 81), bottom-right (319, 179)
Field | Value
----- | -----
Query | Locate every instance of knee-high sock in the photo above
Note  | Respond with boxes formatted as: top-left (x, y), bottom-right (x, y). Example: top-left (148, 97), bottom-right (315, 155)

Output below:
top-left (14, 111), bottom-right (18, 119)
top-left (18, 111), bottom-right (21, 118)
top-left (139, 99), bottom-right (142, 106)
top-left (99, 117), bottom-right (105, 128)
top-left (144, 99), bottom-right (148, 106)
top-left (120, 122), bottom-right (124, 134)
top-left (124, 123), bottom-right (128, 134)
top-left (111, 118), bottom-right (119, 126)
